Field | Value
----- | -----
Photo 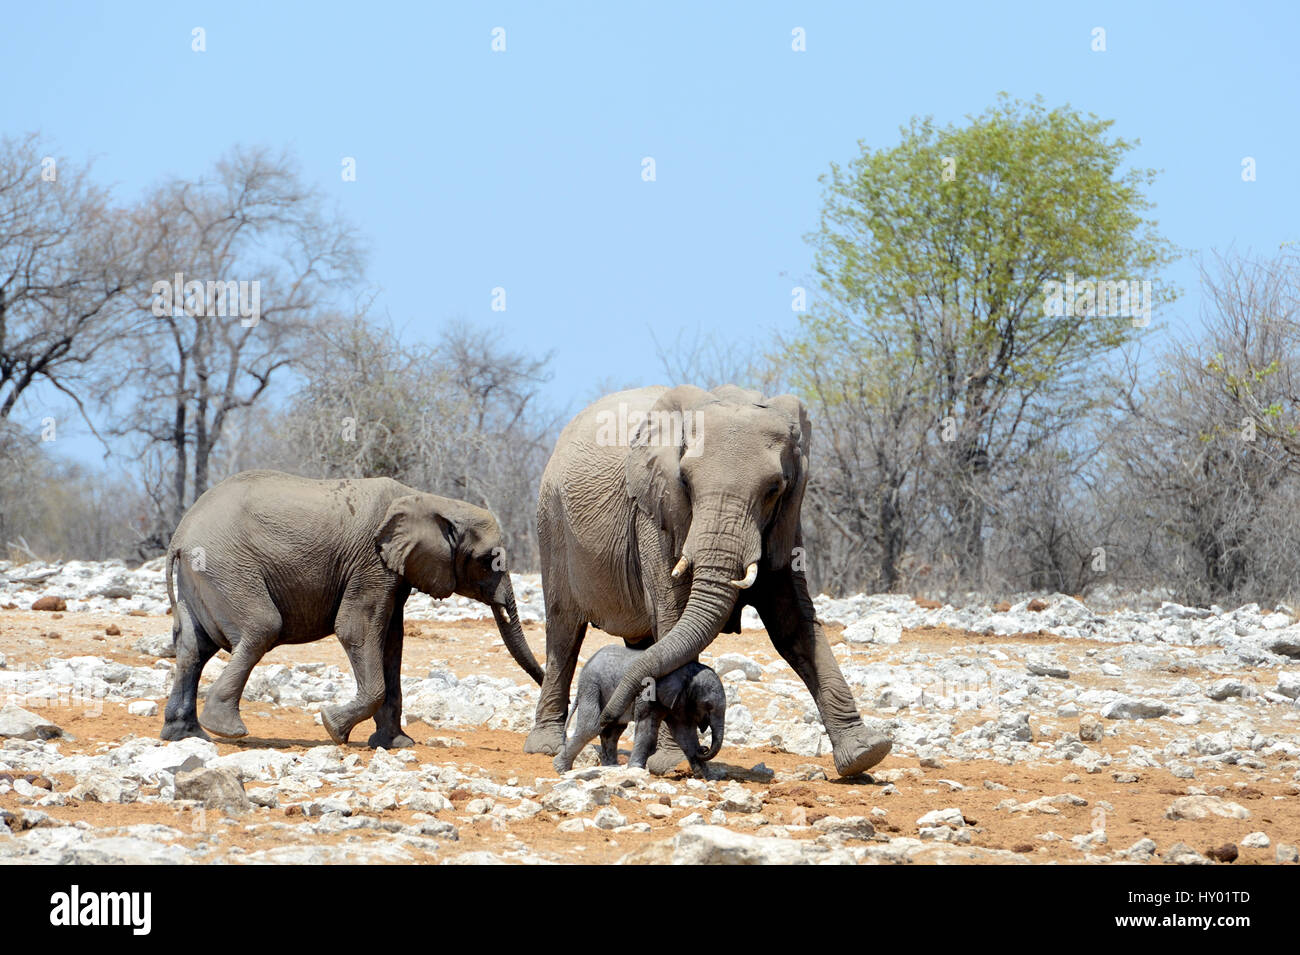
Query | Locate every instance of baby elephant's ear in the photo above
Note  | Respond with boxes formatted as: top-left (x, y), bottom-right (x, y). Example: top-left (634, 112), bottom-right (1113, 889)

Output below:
top-left (376, 495), bottom-right (456, 598)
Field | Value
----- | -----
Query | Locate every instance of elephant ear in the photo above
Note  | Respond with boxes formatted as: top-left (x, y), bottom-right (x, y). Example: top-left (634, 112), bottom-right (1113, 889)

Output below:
top-left (764, 394), bottom-right (811, 572)
top-left (624, 386), bottom-right (709, 555)
top-left (375, 495), bottom-right (456, 599)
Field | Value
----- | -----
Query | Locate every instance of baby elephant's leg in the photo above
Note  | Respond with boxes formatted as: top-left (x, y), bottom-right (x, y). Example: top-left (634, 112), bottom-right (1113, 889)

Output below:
top-left (629, 707), bottom-right (663, 770)
top-left (598, 721), bottom-right (626, 765)
top-left (553, 693), bottom-right (601, 773)
top-left (667, 717), bottom-right (708, 777)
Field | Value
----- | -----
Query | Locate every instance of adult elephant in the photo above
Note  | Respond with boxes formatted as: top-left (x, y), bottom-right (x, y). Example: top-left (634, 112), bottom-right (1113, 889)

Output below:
top-left (521, 385), bottom-right (891, 777)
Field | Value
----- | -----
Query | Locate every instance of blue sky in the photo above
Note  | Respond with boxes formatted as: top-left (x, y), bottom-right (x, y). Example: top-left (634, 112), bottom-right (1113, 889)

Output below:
top-left (4, 1), bottom-right (1298, 457)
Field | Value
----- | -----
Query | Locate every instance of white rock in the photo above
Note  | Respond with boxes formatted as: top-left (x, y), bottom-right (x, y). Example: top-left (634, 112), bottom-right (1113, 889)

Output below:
top-left (916, 807), bottom-right (965, 828)
top-left (669, 825), bottom-right (856, 864)
top-left (1165, 795), bottom-right (1251, 821)
top-left (843, 616), bottom-right (902, 645)
top-left (593, 807), bottom-right (626, 830)
top-left (126, 700), bottom-right (158, 717)
top-left (0, 704), bottom-right (63, 740)
top-left (712, 653), bottom-right (762, 681)
top-left (1241, 831), bottom-right (1270, 848)
top-left (1101, 698), bottom-right (1169, 720)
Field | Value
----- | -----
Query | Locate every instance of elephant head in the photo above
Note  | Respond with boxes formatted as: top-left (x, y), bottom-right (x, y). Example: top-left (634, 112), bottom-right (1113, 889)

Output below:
top-left (376, 494), bottom-right (544, 686)
top-left (602, 385), bottom-right (809, 723)
top-left (652, 661), bottom-right (727, 763)
top-left (686, 666), bottom-right (727, 761)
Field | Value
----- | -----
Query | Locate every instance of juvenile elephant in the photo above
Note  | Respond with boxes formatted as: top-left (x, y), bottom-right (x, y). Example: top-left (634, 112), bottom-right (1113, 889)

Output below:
top-left (161, 469), bottom-right (543, 747)
top-left (521, 385), bottom-right (891, 777)
top-left (552, 644), bottom-right (725, 777)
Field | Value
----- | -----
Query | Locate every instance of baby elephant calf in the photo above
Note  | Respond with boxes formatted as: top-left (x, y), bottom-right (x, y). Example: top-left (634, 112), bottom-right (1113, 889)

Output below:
top-left (553, 644), bottom-right (726, 776)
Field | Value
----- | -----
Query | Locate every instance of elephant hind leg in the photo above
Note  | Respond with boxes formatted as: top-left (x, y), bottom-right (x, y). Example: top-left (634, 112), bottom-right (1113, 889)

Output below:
top-left (199, 615), bottom-right (281, 740)
top-left (598, 723), bottom-right (625, 765)
top-left (161, 600), bottom-right (218, 741)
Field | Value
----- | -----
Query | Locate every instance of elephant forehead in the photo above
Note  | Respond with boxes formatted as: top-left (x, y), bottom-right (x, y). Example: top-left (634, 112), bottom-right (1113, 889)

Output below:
top-left (695, 403), bottom-right (795, 441)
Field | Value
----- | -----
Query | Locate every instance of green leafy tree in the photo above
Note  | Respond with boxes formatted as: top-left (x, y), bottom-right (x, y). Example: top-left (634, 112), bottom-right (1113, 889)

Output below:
top-left (792, 95), bottom-right (1176, 587)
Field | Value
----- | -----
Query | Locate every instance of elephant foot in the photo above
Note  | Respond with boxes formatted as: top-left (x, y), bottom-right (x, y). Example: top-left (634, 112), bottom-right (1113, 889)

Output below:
top-left (321, 706), bottom-right (353, 745)
top-left (524, 722), bottom-right (565, 756)
top-left (198, 703), bottom-right (247, 739)
top-left (831, 723), bottom-right (892, 777)
top-left (160, 719), bottom-right (211, 742)
top-left (552, 754), bottom-right (573, 774)
top-left (368, 729), bottom-right (414, 749)
top-left (646, 741), bottom-right (686, 776)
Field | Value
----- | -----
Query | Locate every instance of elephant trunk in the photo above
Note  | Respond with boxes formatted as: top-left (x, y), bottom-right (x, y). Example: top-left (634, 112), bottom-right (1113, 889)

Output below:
top-left (491, 578), bottom-right (544, 687)
top-left (598, 568), bottom-right (739, 727)
top-left (701, 710), bottom-right (725, 761)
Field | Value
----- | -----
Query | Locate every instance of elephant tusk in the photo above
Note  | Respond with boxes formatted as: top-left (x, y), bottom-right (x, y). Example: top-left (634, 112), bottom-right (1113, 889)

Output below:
top-left (671, 556), bottom-right (690, 578)
top-left (730, 563), bottom-right (758, 589)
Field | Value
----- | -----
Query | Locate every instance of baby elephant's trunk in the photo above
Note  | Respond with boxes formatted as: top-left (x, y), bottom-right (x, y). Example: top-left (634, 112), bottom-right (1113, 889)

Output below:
top-left (701, 711), bottom-right (725, 761)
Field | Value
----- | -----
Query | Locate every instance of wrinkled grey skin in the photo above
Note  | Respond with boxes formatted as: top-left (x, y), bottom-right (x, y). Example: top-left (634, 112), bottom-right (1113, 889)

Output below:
top-left (521, 385), bottom-right (891, 778)
top-left (161, 469), bottom-right (543, 747)
top-left (552, 644), bottom-right (725, 777)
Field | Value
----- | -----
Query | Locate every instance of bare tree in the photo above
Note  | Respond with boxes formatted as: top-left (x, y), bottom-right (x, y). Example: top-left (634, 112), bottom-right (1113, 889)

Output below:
top-left (101, 146), bottom-right (364, 543)
top-left (0, 134), bottom-right (143, 428)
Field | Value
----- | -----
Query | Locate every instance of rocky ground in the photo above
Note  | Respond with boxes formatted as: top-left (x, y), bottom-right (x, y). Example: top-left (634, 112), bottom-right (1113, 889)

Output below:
top-left (1, 559), bottom-right (1298, 864)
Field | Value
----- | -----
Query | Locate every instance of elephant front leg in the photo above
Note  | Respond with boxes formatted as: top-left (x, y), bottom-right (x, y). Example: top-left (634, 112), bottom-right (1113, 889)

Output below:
top-left (754, 568), bottom-right (892, 777)
top-left (553, 693), bottom-right (601, 773)
top-left (628, 707), bottom-right (663, 770)
top-left (368, 602), bottom-right (414, 749)
top-left (667, 717), bottom-right (710, 778)
top-left (525, 613), bottom-right (587, 755)
top-left (322, 598), bottom-right (390, 746)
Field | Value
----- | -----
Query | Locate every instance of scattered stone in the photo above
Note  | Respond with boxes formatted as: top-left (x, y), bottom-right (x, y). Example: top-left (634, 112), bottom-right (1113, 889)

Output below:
top-left (1028, 661), bottom-right (1070, 679)
top-left (1162, 842), bottom-right (1211, 865)
top-left (593, 807), bottom-right (626, 830)
top-left (1079, 715), bottom-right (1104, 742)
top-left (1027, 599), bottom-right (1049, 612)
top-left (1277, 673), bottom-right (1300, 700)
top-left (1165, 795), bottom-right (1251, 821)
top-left (1125, 838), bottom-right (1157, 861)
top-left (31, 596), bottom-right (67, 611)
top-left (1206, 843), bottom-right (1238, 863)
top-left (105, 624), bottom-right (121, 636)
top-left (842, 616), bottom-right (902, 645)
top-left (1241, 831), bottom-right (1269, 849)
top-left (715, 785), bottom-right (762, 814)
top-left (676, 812), bottom-right (705, 828)
top-left (1277, 844), bottom-right (1299, 864)
top-left (133, 632), bottom-right (175, 658)
top-left (127, 700), bottom-right (158, 717)
top-left (1208, 679), bottom-right (1253, 701)
top-left (812, 816), bottom-right (876, 840)
top-left (0, 704), bottom-right (63, 740)
top-left (173, 767), bottom-right (250, 814)
top-left (1101, 698), bottom-right (1170, 720)
top-left (712, 653), bottom-right (763, 681)
top-left (665, 825), bottom-right (856, 865)
top-left (916, 807), bottom-right (965, 828)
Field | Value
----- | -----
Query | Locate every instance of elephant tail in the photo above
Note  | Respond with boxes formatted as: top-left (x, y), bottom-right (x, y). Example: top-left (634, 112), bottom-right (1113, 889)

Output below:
top-left (165, 548), bottom-right (177, 613)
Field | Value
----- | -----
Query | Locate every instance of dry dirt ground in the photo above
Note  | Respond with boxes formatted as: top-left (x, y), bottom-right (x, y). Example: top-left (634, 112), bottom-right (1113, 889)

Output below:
top-left (2, 607), bottom-right (1297, 864)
